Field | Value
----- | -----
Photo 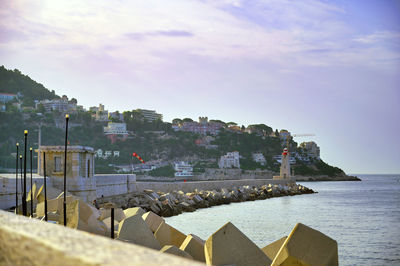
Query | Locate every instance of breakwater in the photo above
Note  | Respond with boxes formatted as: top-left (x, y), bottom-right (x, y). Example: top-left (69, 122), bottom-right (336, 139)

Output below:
top-left (98, 183), bottom-right (315, 217)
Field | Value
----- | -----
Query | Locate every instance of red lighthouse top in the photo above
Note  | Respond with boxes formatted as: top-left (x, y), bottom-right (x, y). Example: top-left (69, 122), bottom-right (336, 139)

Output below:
top-left (282, 148), bottom-right (288, 156)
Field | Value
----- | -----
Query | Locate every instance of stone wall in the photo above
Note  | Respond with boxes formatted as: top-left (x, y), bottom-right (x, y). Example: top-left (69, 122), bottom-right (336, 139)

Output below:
top-left (95, 174), bottom-right (137, 198)
top-left (0, 210), bottom-right (199, 266)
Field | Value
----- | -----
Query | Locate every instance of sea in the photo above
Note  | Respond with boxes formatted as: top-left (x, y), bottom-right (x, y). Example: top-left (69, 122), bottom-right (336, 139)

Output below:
top-left (165, 175), bottom-right (400, 265)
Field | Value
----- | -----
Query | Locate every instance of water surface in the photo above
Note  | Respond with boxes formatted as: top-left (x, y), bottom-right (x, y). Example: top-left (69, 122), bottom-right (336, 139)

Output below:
top-left (165, 175), bottom-right (400, 265)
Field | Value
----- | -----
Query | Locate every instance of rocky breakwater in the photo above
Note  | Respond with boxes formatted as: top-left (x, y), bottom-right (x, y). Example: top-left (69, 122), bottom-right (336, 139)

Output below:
top-left (102, 184), bottom-right (315, 218)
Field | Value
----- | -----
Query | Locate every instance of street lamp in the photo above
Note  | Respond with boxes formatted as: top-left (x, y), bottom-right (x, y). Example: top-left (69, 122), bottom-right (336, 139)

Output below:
top-left (23, 130), bottom-right (28, 216)
top-left (63, 114), bottom-right (69, 226)
top-left (15, 143), bottom-right (19, 213)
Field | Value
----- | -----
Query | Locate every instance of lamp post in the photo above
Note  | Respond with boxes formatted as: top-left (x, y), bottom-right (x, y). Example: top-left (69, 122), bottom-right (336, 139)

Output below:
top-left (23, 130), bottom-right (28, 216)
top-left (30, 147), bottom-right (33, 217)
top-left (44, 152), bottom-right (48, 221)
top-left (15, 143), bottom-right (19, 213)
top-left (63, 114), bottom-right (69, 226)
top-left (19, 155), bottom-right (22, 214)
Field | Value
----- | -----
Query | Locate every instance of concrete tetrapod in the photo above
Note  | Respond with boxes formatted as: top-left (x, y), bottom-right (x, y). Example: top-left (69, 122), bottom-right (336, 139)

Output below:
top-left (262, 236), bottom-right (287, 261)
top-left (160, 245), bottom-right (193, 260)
top-left (123, 207), bottom-right (146, 218)
top-left (179, 234), bottom-right (206, 262)
top-left (204, 222), bottom-right (272, 266)
top-left (271, 223), bottom-right (338, 266)
top-left (99, 208), bottom-right (125, 222)
top-left (117, 214), bottom-right (161, 250)
top-left (142, 211), bottom-right (165, 233)
top-left (154, 221), bottom-right (187, 248)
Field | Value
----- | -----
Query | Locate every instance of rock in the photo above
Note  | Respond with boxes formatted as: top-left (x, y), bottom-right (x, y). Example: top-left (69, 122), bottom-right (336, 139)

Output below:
top-left (123, 207), bottom-right (146, 218)
top-left (179, 234), bottom-right (206, 262)
top-left (142, 211), bottom-right (165, 233)
top-left (117, 214), bottom-right (161, 250)
top-left (99, 208), bottom-right (126, 222)
top-left (160, 245), bottom-right (193, 260)
top-left (154, 221), bottom-right (187, 248)
top-left (150, 202), bottom-right (161, 214)
top-left (204, 222), bottom-right (271, 266)
top-left (271, 223), bottom-right (338, 266)
top-left (261, 236), bottom-right (287, 261)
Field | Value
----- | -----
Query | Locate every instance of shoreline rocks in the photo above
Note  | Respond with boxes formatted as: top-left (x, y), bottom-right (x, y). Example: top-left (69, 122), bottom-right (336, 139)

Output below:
top-left (99, 183), bottom-right (316, 218)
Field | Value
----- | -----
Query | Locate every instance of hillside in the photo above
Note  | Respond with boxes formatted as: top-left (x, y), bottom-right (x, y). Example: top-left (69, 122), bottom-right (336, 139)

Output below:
top-left (0, 66), bottom-right (59, 106)
top-left (0, 66), bottom-right (348, 178)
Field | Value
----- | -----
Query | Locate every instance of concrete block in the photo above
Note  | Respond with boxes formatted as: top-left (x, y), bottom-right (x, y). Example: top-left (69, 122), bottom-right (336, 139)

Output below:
top-left (262, 236), bottom-right (287, 261)
top-left (103, 217), bottom-right (119, 231)
top-left (179, 234), bottom-right (205, 262)
top-left (99, 208), bottom-right (126, 222)
top-left (142, 211), bottom-right (165, 233)
top-left (160, 245), bottom-right (193, 260)
top-left (123, 207), bottom-right (145, 218)
top-left (272, 223), bottom-right (338, 266)
top-left (36, 185), bottom-right (63, 203)
top-left (117, 214), bottom-right (161, 250)
top-left (204, 222), bottom-right (271, 266)
top-left (154, 221), bottom-right (187, 248)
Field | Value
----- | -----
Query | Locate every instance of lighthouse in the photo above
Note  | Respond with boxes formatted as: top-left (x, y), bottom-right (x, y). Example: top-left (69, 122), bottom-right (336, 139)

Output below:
top-left (273, 148), bottom-right (292, 180)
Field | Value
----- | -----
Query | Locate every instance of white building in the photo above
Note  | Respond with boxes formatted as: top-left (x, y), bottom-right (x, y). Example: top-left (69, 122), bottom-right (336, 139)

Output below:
top-left (113, 151), bottom-right (120, 157)
top-left (219, 151), bottom-right (240, 169)
top-left (252, 152), bottom-right (266, 166)
top-left (138, 109), bottom-right (163, 122)
top-left (174, 162), bottom-right (193, 177)
top-left (104, 122), bottom-right (128, 135)
top-left (35, 98), bottom-right (76, 113)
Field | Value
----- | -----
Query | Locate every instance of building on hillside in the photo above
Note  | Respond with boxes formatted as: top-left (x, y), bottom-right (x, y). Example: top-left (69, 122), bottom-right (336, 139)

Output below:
top-left (299, 141), bottom-right (320, 160)
top-left (174, 162), bottom-right (193, 177)
top-left (35, 98), bottom-right (76, 113)
top-left (137, 109), bottom-right (163, 122)
top-left (252, 152), bottom-right (267, 166)
top-left (174, 117), bottom-right (224, 135)
top-left (227, 125), bottom-right (242, 133)
top-left (0, 93), bottom-right (17, 103)
top-left (104, 122), bottom-right (129, 143)
top-left (109, 111), bottom-right (124, 122)
top-left (219, 151), bottom-right (240, 169)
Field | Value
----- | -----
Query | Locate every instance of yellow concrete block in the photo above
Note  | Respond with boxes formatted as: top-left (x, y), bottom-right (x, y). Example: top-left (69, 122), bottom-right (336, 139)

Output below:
top-left (123, 207), bottom-right (145, 218)
top-left (99, 208), bottom-right (126, 222)
top-left (154, 221), bottom-right (187, 248)
top-left (179, 234), bottom-right (205, 262)
top-left (204, 222), bottom-right (271, 266)
top-left (160, 245), bottom-right (193, 260)
top-left (142, 211), bottom-right (165, 233)
top-left (117, 214), bottom-right (161, 250)
top-left (262, 236), bottom-right (287, 261)
top-left (271, 223), bottom-right (338, 266)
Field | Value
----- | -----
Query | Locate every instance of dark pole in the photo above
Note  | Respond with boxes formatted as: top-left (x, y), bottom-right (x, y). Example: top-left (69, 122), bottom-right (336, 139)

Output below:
top-left (44, 152), bottom-right (48, 221)
top-left (15, 143), bottom-right (19, 213)
top-left (19, 155), bottom-right (22, 214)
top-left (111, 208), bottom-right (114, 239)
top-left (30, 147), bottom-right (33, 217)
top-left (23, 130), bottom-right (28, 216)
top-left (63, 114), bottom-right (69, 226)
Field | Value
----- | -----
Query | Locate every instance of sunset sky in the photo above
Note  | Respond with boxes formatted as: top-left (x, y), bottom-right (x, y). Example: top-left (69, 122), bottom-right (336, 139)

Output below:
top-left (0, 0), bottom-right (399, 174)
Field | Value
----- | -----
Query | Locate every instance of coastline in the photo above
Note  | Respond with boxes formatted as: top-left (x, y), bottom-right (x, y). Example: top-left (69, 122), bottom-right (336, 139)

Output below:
top-left (295, 175), bottom-right (361, 182)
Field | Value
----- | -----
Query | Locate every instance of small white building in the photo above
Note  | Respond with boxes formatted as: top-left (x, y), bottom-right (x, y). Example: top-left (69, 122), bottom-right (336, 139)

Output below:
top-left (219, 151), bottom-right (240, 169)
top-left (104, 122), bottom-right (128, 135)
top-left (252, 152), bottom-right (266, 166)
top-left (113, 151), bottom-right (120, 157)
top-left (174, 162), bottom-right (193, 177)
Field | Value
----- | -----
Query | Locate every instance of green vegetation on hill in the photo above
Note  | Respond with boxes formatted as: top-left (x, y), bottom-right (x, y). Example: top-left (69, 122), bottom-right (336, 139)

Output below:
top-left (293, 160), bottom-right (345, 177)
top-left (0, 66), bottom-right (59, 105)
top-left (0, 66), bottom-right (347, 178)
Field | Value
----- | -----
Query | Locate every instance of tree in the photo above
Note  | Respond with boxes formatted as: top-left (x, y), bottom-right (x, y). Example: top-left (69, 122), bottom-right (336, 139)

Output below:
top-left (227, 122), bottom-right (237, 126)
top-left (182, 118), bottom-right (193, 123)
top-left (172, 118), bottom-right (182, 125)
top-left (69, 98), bottom-right (77, 104)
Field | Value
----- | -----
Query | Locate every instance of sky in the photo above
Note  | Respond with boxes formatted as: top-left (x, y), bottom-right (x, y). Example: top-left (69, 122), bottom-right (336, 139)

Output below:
top-left (0, 0), bottom-right (399, 174)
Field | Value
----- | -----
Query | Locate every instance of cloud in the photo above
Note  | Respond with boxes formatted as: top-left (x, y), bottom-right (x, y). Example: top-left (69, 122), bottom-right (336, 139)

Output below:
top-left (125, 30), bottom-right (193, 40)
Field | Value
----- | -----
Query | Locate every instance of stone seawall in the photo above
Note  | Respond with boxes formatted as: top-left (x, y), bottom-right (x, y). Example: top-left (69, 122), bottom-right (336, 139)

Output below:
top-left (97, 180), bottom-right (315, 218)
top-left (295, 175), bottom-right (361, 181)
